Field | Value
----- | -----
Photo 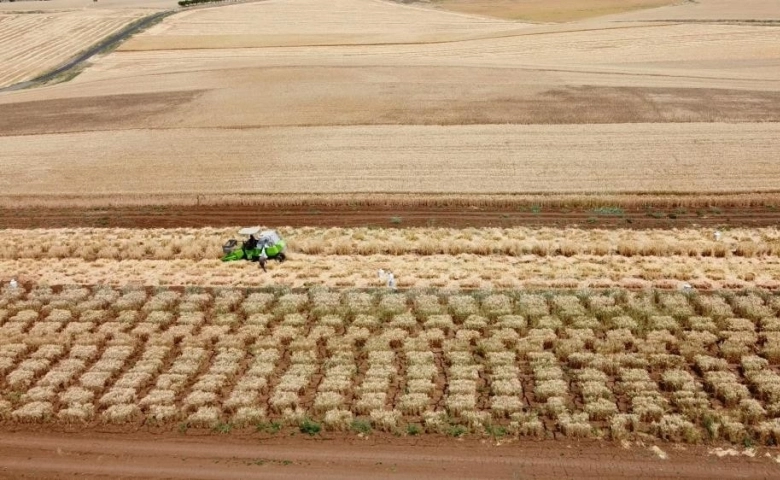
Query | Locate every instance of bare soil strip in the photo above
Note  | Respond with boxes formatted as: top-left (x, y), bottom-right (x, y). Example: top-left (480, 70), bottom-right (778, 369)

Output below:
top-left (2, 203), bottom-right (779, 229)
top-left (0, 431), bottom-right (775, 480)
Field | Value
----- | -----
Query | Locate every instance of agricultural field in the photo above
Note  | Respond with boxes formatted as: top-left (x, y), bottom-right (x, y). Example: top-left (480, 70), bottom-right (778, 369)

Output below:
top-left (1, 0), bottom-right (779, 201)
top-left (3, 284), bottom-right (780, 447)
top-left (2, 226), bottom-right (780, 291)
top-left (0, 9), bottom-right (152, 88)
top-left (1, 0), bottom-right (780, 477)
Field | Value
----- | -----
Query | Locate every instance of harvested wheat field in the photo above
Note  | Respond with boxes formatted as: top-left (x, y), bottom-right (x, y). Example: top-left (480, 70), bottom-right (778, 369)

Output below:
top-left (0, 9), bottom-right (153, 88)
top-left (1, 0), bottom-right (779, 200)
top-left (2, 0), bottom-right (780, 477)
top-left (1, 226), bottom-right (780, 291)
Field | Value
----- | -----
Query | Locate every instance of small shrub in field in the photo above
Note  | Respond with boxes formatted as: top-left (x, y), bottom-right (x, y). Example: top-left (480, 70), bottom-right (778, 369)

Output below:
top-left (350, 418), bottom-right (372, 434)
top-left (299, 418), bottom-right (321, 436)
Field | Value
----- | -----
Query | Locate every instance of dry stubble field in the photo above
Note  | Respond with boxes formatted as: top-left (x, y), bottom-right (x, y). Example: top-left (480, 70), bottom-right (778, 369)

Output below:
top-left (2, 0), bottom-right (780, 477)
top-left (1, 0), bottom-right (780, 198)
top-left (0, 9), bottom-right (154, 88)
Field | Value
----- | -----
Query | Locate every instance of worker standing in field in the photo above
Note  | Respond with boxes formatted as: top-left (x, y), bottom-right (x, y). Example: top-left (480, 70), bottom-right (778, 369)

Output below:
top-left (244, 234), bottom-right (258, 252)
top-left (257, 237), bottom-right (269, 272)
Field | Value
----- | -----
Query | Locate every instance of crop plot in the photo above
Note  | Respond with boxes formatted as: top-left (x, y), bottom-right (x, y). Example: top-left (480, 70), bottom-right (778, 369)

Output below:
top-left (2, 226), bottom-right (780, 291)
top-left (0, 10), bottom-right (148, 88)
top-left (3, 284), bottom-right (780, 445)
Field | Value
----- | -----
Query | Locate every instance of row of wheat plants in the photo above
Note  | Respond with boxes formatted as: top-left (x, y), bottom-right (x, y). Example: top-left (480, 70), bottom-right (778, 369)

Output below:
top-left (2, 227), bottom-right (780, 260)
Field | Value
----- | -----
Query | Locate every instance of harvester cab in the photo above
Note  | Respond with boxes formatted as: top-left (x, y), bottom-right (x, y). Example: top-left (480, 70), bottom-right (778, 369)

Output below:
top-left (221, 227), bottom-right (287, 271)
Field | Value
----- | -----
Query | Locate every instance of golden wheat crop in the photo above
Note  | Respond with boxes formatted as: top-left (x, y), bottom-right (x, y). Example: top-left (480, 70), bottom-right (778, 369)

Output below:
top-left (3, 192), bottom-right (779, 210)
top-left (2, 283), bottom-right (780, 443)
top-left (0, 9), bottom-right (149, 88)
top-left (1, 0), bottom-right (778, 200)
top-left (2, 226), bottom-right (779, 291)
top-left (2, 226), bottom-right (780, 261)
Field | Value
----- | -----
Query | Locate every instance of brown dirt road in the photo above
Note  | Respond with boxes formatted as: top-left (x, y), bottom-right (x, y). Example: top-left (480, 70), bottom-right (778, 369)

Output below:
top-left (0, 430), bottom-right (777, 480)
top-left (2, 204), bottom-right (780, 229)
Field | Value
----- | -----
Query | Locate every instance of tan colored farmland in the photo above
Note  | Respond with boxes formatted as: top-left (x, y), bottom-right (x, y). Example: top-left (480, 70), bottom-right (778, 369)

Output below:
top-left (0, 0), bottom-right (176, 12)
top-left (1, 124), bottom-right (780, 195)
top-left (597, 0), bottom-right (780, 22)
top-left (0, 9), bottom-right (150, 88)
top-left (123, 0), bottom-right (524, 49)
top-left (2, 227), bottom-right (780, 291)
top-left (3, 226), bottom-right (780, 261)
top-left (0, 0), bottom-right (778, 198)
top-left (4, 253), bottom-right (780, 291)
top-left (4, 0), bottom-right (780, 475)
top-left (431, 0), bottom-right (678, 22)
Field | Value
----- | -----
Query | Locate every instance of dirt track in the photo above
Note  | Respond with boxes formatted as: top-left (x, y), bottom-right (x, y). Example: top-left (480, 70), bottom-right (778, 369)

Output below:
top-left (0, 430), bottom-right (777, 480)
top-left (2, 204), bottom-right (780, 229)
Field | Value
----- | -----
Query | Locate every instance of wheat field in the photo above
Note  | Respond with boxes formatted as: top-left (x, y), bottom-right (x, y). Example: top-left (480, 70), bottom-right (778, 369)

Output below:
top-left (0, 9), bottom-right (150, 88)
top-left (2, 226), bottom-right (780, 291)
top-left (0, 0), bottom-right (778, 199)
top-left (3, 226), bottom-right (780, 260)
top-left (3, 284), bottom-right (780, 444)
top-left (2, 124), bottom-right (780, 196)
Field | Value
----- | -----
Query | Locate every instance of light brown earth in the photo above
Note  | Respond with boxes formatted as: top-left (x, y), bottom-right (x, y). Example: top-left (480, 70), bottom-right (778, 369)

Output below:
top-left (431, 0), bottom-right (679, 23)
top-left (0, 431), bottom-right (778, 480)
top-left (0, 0), bottom-right (778, 200)
top-left (596, 0), bottom-right (780, 22)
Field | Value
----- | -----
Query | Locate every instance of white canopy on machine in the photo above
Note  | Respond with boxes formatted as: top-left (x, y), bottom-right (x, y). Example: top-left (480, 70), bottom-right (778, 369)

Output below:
top-left (238, 226), bottom-right (261, 236)
top-left (259, 230), bottom-right (282, 244)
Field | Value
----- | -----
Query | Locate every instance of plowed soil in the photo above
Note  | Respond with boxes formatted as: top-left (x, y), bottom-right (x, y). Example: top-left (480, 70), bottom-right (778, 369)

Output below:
top-left (2, 203), bottom-right (779, 229)
top-left (0, 430), bottom-right (776, 480)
